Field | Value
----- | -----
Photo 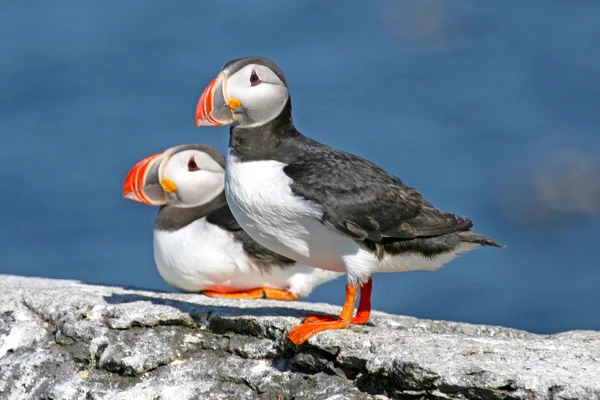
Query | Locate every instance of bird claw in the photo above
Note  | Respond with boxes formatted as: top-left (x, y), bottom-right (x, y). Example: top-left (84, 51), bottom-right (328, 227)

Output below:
top-left (351, 310), bottom-right (370, 325)
top-left (301, 313), bottom-right (337, 323)
top-left (288, 280), bottom-right (371, 344)
top-left (302, 312), bottom-right (370, 325)
top-left (287, 319), bottom-right (351, 345)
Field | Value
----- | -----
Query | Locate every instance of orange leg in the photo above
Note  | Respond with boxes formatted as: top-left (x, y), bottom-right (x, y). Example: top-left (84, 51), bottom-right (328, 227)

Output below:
top-left (202, 287), bottom-right (300, 301)
top-left (351, 277), bottom-right (372, 324)
top-left (287, 284), bottom-right (359, 345)
top-left (303, 278), bottom-right (372, 324)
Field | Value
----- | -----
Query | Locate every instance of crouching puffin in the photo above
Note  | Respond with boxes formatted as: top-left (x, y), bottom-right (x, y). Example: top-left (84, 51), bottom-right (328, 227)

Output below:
top-left (122, 143), bottom-right (342, 300)
top-left (194, 57), bottom-right (504, 344)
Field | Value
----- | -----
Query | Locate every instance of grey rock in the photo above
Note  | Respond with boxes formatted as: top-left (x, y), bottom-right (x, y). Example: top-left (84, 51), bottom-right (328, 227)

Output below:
top-left (0, 275), bottom-right (598, 400)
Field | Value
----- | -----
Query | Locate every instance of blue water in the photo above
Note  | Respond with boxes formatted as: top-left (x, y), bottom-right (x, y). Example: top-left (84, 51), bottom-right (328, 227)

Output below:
top-left (2, 1), bottom-right (599, 334)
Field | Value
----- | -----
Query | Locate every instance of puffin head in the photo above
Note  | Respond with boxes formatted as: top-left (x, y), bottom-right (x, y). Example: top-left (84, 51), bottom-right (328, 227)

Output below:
top-left (122, 144), bottom-right (225, 208)
top-left (195, 57), bottom-right (290, 129)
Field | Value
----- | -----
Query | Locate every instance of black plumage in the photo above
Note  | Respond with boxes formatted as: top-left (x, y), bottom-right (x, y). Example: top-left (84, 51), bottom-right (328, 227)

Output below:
top-left (229, 93), bottom-right (503, 259)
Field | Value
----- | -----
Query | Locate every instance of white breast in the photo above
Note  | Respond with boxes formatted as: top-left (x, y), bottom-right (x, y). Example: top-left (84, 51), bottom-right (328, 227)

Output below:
top-left (153, 217), bottom-right (340, 295)
top-left (224, 154), bottom-right (482, 286)
top-left (225, 155), bottom-right (357, 273)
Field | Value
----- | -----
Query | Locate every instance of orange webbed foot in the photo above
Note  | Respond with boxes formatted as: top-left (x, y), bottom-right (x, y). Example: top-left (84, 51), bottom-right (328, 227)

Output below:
top-left (203, 287), bottom-right (299, 301)
top-left (288, 283), bottom-right (360, 345)
top-left (288, 279), bottom-right (373, 344)
top-left (202, 289), bottom-right (264, 300)
top-left (261, 288), bottom-right (300, 301)
top-left (287, 319), bottom-right (352, 345)
top-left (351, 310), bottom-right (370, 325)
top-left (302, 277), bottom-right (372, 325)
top-left (302, 313), bottom-right (337, 323)
top-left (302, 313), bottom-right (369, 324)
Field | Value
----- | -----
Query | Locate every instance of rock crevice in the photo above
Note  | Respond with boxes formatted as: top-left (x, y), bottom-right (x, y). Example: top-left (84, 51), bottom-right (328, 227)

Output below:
top-left (0, 275), bottom-right (598, 400)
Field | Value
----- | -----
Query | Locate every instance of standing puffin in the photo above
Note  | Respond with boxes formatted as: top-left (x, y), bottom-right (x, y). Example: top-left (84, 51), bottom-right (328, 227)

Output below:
top-left (122, 143), bottom-right (342, 300)
top-left (194, 57), bottom-right (504, 344)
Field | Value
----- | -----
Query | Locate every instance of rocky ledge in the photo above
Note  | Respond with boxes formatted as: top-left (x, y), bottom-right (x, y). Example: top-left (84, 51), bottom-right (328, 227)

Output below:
top-left (0, 275), bottom-right (598, 400)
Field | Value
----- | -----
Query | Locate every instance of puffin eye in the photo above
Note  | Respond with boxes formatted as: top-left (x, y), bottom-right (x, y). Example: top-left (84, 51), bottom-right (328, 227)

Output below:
top-left (187, 157), bottom-right (200, 171)
top-left (249, 71), bottom-right (261, 86)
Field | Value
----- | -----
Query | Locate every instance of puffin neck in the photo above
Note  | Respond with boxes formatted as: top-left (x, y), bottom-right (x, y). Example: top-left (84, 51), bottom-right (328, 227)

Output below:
top-left (229, 99), bottom-right (299, 162)
top-left (155, 192), bottom-right (227, 232)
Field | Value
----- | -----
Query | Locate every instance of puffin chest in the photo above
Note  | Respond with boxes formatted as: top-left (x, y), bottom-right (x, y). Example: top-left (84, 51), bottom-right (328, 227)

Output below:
top-left (224, 156), bottom-right (326, 258)
top-left (152, 217), bottom-right (248, 291)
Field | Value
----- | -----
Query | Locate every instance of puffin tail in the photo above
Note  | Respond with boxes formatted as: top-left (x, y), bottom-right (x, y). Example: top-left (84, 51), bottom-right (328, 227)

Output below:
top-left (458, 231), bottom-right (505, 248)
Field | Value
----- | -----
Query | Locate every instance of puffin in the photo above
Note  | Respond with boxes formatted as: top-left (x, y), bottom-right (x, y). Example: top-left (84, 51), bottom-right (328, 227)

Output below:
top-left (194, 57), bottom-right (504, 344)
top-left (122, 143), bottom-right (342, 300)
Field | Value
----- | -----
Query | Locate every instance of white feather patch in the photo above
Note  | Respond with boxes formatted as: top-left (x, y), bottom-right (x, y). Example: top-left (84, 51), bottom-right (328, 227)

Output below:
top-left (153, 216), bottom-right (340, 295)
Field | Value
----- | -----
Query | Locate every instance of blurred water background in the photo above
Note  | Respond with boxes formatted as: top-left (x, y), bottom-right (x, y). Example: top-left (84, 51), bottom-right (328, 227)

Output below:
top-left (2, 0), bottom-right (599, 334)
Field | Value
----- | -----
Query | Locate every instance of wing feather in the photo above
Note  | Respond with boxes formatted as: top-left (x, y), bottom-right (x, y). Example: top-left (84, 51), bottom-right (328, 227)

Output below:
top-left (283, 144), bottom-right (472, 244)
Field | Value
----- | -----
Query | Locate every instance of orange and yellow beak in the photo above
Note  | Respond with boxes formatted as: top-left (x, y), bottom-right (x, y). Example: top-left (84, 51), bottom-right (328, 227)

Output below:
top-left (122, 152), bottom-right (168, 205)
top-left (195, 72), bottom-right (239, 127)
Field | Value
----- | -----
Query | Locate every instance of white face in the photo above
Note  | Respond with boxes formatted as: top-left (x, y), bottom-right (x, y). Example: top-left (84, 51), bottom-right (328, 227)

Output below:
top-left (161, 149), bottom-right (225, 208)
top-left (225, 64), bottom-right (289, 128)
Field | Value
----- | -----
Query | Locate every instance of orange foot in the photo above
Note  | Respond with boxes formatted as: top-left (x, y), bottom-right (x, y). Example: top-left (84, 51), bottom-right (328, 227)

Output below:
top-left (202, 287), bottom-right (300, 301)
top-left (301, 277), bottom-right (373, 325)
top-left (288, 319), bottom-right (352, 345)
top-left (288, 278), bottom-right (373, 345)
top-left (302, 313), bottom-right (368, 324)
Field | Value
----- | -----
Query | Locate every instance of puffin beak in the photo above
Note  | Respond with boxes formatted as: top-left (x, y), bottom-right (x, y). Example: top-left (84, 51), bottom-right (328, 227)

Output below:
top-left (195, 72), bottom-right (236, 127)
top-left (123, 152), bottom-right (168, 205)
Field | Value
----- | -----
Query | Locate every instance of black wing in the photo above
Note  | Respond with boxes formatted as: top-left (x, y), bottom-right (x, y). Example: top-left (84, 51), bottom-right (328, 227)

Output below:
top-left (205, 206), bottom-right (296, 267)
top-left (281, 136), bottom-right (473, 243)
